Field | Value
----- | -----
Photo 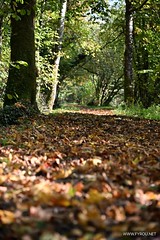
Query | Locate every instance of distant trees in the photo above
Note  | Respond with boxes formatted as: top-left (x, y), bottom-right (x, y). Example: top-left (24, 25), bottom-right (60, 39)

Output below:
top-left (134, 0), bottom-right (160, 107)
top-left (58, 0), bottom-right (125, 107)
top-left (124, 0), bottom-right (160, 107)
top-left (36, 0), bottom-right (68, 111)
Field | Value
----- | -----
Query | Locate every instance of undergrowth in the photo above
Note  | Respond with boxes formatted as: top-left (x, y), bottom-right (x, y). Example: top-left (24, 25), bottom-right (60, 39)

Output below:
top-left (116, 104), bottom-right (160, 120)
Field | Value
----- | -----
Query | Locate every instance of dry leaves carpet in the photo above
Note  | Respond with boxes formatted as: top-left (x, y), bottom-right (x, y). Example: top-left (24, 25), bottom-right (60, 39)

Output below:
top-left (0, 108), bottom-right (160, 240)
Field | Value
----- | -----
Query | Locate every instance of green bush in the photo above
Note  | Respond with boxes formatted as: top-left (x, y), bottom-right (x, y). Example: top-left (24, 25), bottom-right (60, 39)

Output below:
top-left (116, 104), bottom-right (160, 120)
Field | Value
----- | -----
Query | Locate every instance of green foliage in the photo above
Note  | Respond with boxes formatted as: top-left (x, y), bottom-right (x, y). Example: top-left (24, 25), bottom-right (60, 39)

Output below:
top-left (0, 61), bottom-right (8, 100)
top-left (116, 104), bottom-right (160, 120)
top-left (133, 0), bottom-right (160, 107)
top-left (57, 1), bottom-right (125, 107)
top-left (59, 77), bottom-right (95, 105)
top-left (1, 0), bottom-right (160, 109)
top-left (11, 60), bottom-right (28, 69)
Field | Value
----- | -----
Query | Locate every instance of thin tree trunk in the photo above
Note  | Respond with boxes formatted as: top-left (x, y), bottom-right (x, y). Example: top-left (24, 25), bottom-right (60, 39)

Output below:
top-left (47, 0), bottom-right (67, 112)
top-left (4, 0), bottom-right (37, 107)
top-left (124, 0), bottom-right (134, 105)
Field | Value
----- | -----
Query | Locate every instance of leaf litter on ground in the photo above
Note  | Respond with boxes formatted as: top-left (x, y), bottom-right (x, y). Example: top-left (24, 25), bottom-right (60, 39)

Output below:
top-left (0, 108), bottom-right (160, 240)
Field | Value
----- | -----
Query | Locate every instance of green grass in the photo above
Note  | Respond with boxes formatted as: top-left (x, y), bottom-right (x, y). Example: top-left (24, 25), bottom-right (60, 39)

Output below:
top-left (115, 104), bottom-right (160, 120)
top-left (86, 105), bottom-right (114, 110)
top-left (58, 103), bottom-right (82, 111)
top-left (57, 103), bottom-right (114, 111)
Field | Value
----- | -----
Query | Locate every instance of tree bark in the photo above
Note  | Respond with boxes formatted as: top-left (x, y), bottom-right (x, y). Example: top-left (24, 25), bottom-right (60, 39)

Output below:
top-left (4, 0), bottom-right (37, 107)
top-left (124, 0), bottom-right (134, 105)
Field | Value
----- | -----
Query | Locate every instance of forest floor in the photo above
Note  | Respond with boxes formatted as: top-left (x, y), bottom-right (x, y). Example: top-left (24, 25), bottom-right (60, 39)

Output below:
top-left (0, 107), bottom-right (160, 240)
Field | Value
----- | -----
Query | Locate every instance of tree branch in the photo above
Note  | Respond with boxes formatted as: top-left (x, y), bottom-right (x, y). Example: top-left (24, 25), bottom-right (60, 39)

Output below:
top-left (101, 31), bottom-right (123, 50)
top-left (133, 0), bottom-right (149, 12)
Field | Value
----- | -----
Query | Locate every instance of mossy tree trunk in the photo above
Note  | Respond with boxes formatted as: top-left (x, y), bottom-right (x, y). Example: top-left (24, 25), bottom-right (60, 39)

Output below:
top-left (4, 0), bottom-right (37, 107)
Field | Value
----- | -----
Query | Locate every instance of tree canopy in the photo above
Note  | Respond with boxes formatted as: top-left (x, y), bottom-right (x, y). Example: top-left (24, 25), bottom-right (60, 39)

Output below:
top-left (0, 0), bottom-right (159, 109)
top-left (0, 0), bottom-right (159, 111)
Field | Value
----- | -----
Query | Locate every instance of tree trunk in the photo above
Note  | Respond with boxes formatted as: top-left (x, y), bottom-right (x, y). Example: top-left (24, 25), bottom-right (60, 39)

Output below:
top-left (4, 0), bottom-right (37, 107)
top-left (47, 0), bottom-right (67, 112)
top-left (124, 0), bottom-right (134, 105)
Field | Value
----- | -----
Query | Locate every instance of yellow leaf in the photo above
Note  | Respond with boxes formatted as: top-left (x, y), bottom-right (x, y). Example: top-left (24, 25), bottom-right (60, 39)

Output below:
top-left (52, 195), bottom-right (71, 207)
top-left (78, 205), bottom-right (106, 228)
top-left (88, 157), bottom-right (102, 166)
top-left (0, 210), bottom-right (15, 224)
top-left (145, 191), bottom-right (159, 200)
top-left (32, 182), bottom-right (54, 204)
top-left (0, 174), bottom-right (8, 184)
top-left (85, 189), bottom-right (105, 204)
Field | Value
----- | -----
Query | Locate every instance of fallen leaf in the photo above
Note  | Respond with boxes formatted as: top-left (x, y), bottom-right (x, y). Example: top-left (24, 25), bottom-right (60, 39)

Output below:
top-left (0, 210), bottom-right (15, 224)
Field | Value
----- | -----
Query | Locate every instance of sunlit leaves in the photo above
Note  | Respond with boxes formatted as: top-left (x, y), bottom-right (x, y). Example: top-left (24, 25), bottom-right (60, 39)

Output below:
top-left (0, 210), bottom-right (15, 224)
top-left (0, 110), bottom-right (159, 238)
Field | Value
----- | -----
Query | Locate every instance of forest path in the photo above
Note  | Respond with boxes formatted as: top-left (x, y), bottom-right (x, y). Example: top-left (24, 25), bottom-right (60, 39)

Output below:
top-left (76, 106), bottom-right (114, 115)
top-left (58, 104), bottom-right (115, 115)
top-left (0, 111), bottom-right (159, 239)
